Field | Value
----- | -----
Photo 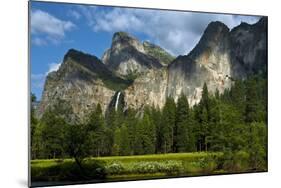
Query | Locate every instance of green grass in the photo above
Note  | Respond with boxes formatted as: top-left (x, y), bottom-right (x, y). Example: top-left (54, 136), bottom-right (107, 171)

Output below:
top-left (31, 152), bottom-right (224, 183)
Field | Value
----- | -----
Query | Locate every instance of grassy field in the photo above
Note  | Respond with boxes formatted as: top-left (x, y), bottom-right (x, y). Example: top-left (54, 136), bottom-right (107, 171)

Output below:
top-left (31, 152), bottom-right (228, 184)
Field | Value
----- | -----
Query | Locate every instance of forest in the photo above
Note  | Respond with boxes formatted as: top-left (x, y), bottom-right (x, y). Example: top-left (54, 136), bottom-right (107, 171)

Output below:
top-left (30, 75), bottom-right (267, 182)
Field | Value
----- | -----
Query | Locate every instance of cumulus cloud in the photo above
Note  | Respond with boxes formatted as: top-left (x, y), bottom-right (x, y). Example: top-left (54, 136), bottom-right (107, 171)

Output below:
top-left (46, 62), bottom-right (62, 75)
top-left (78, 6), bottom-right (260, 55)
top-left (32, 37), bottom-right (47, 46)
top-left (31, 9), bottom-right (75, 45)
top-left (31, 62), bottom-right (61, 91)
top-left (68, 10), bottom-right (81, 20)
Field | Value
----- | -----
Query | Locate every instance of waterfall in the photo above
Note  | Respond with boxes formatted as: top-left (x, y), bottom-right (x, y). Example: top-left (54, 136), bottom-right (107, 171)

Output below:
top-left (115, 91), bottom-right (121, 111)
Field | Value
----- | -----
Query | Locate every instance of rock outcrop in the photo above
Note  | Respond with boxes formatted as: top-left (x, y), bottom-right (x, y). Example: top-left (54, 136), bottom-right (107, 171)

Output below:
top-left (37, 49), bottom-right (130, 122)
top-left (37, 17), bottom-right (267, 122)
top-left (167, 21), bottom-right (232, 105)
top-left (101, 32), bottom-right (170, 77)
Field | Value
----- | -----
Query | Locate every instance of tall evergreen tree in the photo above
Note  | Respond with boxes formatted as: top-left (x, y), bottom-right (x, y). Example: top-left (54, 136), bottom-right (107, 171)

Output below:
top-left (40, 111), bottom-right (67, 159)
top-left (160, 97), bottom-right (176, 153)
top-left (112, 127), bottom-right (121, 156)
top-left (245, 79), bottom-right (259, 123)
top-left (87, 104), bottom-right (106, 157)
top-left (150, 106), bottom-right (162, 153)
top-left (175, 93), bottom-right (189, 152)
top-left (125, 108), bottom-right (137, 155)
top-left (31, 93), bottom-right (38, 159)
top-left (119, 123), bottom-right (131, 156)
top-left (142, 108), bottom-right (156, 154)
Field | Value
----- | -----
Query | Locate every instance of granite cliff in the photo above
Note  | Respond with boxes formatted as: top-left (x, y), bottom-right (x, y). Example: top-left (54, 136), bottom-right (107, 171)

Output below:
top-left (37, 17), bottom-right (267, 122)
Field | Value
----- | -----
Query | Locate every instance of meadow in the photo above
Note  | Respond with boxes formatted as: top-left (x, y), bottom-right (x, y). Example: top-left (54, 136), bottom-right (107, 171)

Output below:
top-left (31, 151), bottom-right (260, 184)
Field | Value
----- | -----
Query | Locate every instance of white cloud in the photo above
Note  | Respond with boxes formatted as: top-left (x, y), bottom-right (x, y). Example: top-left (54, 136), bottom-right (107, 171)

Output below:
top-left (31, 9), bottom-right (75, 45)
top-left (31, 62), bottom-right (62, 90)
top-left (68, 10), bottom-right (81, 20)
top-left (46, 62), bottom-right (61, 75)
top-left (32, 37), bottom-right (47, 46)
top-left (78, 7), bottom-right (260, 55)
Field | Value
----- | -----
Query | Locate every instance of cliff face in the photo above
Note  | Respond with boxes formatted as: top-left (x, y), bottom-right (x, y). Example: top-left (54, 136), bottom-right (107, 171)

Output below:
top-left (101, 32), bottom-right (165, 77)
top-left (167, 21), bottom-right (233, 105)
top-left (37, 17), bottom-right (267, 122)
top-left (124, 68), bottom-right (168, 110)
top-left (37, 49), bottom-right (129, 122)
top-left (165, 18), bottom-right (267, 106)
top-left (229, 17), bottom-right (268, 78)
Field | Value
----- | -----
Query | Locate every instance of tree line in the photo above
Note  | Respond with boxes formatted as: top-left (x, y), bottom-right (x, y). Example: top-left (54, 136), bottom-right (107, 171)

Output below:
top-left (31, 75), bottom-right (267, 170)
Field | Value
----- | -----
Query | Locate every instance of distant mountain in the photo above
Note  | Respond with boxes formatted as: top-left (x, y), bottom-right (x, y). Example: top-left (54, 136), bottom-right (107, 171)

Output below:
top-left (101, 32), bottom-right (172, 77)
top-left (37, 49), bottom-right (131, 122)
top-left (37, 17), bottom-right (267, 122)
top-left (167, 17), bottom-right (267, 106)
top-left (143, 41), bottom-right (175, 66)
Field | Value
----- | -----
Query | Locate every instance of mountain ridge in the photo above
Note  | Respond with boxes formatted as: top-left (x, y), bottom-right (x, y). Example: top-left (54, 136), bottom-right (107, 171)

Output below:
top-left (37, 17), bottom-right (267, 122)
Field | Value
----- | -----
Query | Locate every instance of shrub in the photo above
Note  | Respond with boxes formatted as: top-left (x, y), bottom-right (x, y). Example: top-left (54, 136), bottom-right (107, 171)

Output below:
top-left (31, 159), bottom-right (106, 182)
top-left (189, 156), bottom-right (217, 174)
top-left (133, 161), bottom-right (161, 174)
top-left (221, 151), bottom-right (250, 172)
top-left (105, 162), bottom-right (125, 175)
top-left (161, 160), bottom-right (184, 175)
top-left (131, 160), bottom-right (183, 175)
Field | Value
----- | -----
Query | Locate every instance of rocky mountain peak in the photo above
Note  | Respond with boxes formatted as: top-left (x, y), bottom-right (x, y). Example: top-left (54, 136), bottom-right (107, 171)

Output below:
top-left (112, 31), bottom-right (136, 42)
top-left (63, 48), bottom-right (101, 67)
top-left (188, 21), bottom-right (230, 61)
top-left (102, 31), bottom-right (163, 77)
top-left (205, 21), bottom-right (229, 33)
top-left (110, 31), bottom-right (145, 53)
top-left (37, 18), bottom-right (267, 123)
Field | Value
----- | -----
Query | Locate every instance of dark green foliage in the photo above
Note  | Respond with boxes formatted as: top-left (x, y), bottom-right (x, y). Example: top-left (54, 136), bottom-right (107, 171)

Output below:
top-left (31, 93), bottom-right (38, 159)
top-left (175, 93), bottom-right (194, 152)
top-left (31, 159), bottom-right (106, 182)
top-left (119, 124), bottom-right (131, 156)
top-left (247, 122), bottom-right (267, 170)
top-left (64, 124), bottom-right (91, 167)
top-left (161, 97), bottom-right (176, 153)
top-left (40, 111), bottom-right (68, 159)
top-left (134, 108), bottom-right (156, 155)
top-left (245, 79), bottom-right (260, 123)
top-left (31, 75), bottom-right (267, 177)
top-left (87, 104), bottom-right (108, 157)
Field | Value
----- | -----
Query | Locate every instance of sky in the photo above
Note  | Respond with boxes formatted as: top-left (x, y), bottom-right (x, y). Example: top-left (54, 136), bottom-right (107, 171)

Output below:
top-left (30, 1), bottom-right (261, 100)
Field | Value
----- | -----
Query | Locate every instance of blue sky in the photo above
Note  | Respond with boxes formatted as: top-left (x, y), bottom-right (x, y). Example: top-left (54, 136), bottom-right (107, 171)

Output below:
top-left (30, 1), bottom-right (260, 100)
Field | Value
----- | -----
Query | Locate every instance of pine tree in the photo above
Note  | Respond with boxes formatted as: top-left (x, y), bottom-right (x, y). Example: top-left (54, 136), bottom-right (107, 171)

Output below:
top-left (31, 93), bottom-right (38, 159)
top-left (125, 108), bottom-right (137, 155)
top-left (142, 108), bottom-right (156, 154)
top-left (150, 106), bottom-right (162, 153)
top-left (160, 97), bottom-right (176, 153)
top-left (87, 104), bottom-right (106, 157)
top-left (112, 128), bottom-right (121, 156)
top-left (134, 119), bottom-right (144, 155)
top-left (40, 111), bottom-right (67, 159)
top-left (119, 123), bottom-right (131, 156)
top-left (175, 93), bottom-right (189, 152)
top-left (245, 79), bottom-right (259, 123)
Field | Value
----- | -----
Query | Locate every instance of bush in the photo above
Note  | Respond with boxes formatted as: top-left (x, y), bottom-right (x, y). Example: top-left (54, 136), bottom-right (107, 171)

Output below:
top-left (160, 160), bottom-right (183, 175)
top-left (133, 162), bottom-right (161, 174)
top-left (186, 156), bottom-right (217, 174)
top-left (31, 159), bottom-right (106, 182)
top-left (221, 151), bottom-right (250, 172)
top-left (131, 160), bottom-right (183, 175)
top-left (105, 162), bottom-right (125, 175)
